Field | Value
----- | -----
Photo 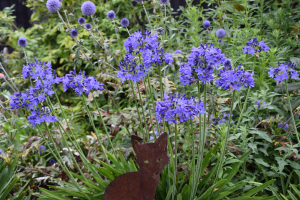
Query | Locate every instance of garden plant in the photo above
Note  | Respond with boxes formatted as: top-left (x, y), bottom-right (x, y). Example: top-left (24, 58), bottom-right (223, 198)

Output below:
top-left (0, 0), bottom-right (300, 199)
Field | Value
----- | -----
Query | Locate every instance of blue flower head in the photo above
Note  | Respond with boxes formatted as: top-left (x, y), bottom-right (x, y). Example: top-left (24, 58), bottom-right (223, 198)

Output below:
top-left (28, 107), bottom-right (58, 127)
top-left (85, 23), bottom-right (93, 30)
top-left (62, 70), bottom-right (104, 97)
top-left (212, 112), bottom-right (231, 126)
top-left (10, 59), bottom-right (61, 111)
top-left (156, 93), bottom-right (206, 124)
top-left (179, 43), bottom-right (227, 86)
top-left (119, 30), bottom-right (171, 82)
top-left (0, 149), bottom-right (2, 155)
top-left (242, 38), bottom-right (270, 54)
top-left (46, 0), bottom-right (61, 13)
top-left (120, 18), bottom-right (129, 27)
top-left (268, 62), bottom-right (298, 83)
top-left (157, 27), bottom-right (164, 34)
top-left (283, 124), bottom-right (289, 130)
top-left (38, 145), bottom-right (46, 155)
top-left (70, 29), bottom-right (79, 37)
top-left (203, 20), bottom-right (210, 29)
top-left (216, 29), bottom-right (226, 38)
top-left (107, 10), bottom-right (116, 20)
top-left (160, 0), bottom-right (169, 4)
top-left (215, 63), bottom-right (255, 91)
top-left (81, 1), bottom-right (96, 16)
top-left (78, 17), bottom-right (86, 25)
top-left (18, 38), bottom-right (27, 47)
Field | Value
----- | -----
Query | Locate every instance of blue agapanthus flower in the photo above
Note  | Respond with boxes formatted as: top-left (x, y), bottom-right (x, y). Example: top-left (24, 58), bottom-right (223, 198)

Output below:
top-left (62, 70), bottom-right (104, 97)
top-left (28, 107), bottom-right (58, 127)
top-left (255, 100), bottom-right (265, 110)
top-left (179, 43), bottom-right (227, 86)
top-left (18, 38), bottom-right (27, 47)
top-left (215, 62), bottom-right (255, 91)
top-left (156, 93), bottom-right (206, 124)
top-left (38, 145), bottom-right (47, 155)
top-left (81, 1), bottom-right (96, 16)
top-left (46, 0), bottom-right (61, 13)
top-left (119, 30), bottom-right (172, 82)
top-left (10, 59), bottom-right (61, 111)
top-left (0, 149), bottom-right (2, 155)
top-left (268, 62), bottom-right (298, 83)
top-left (242, 38), bottom-right (270, 55)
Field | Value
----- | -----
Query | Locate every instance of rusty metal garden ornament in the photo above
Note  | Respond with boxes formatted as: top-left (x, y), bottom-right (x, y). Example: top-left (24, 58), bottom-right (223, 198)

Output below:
top-left (103, 132), bottom-right (170, 200)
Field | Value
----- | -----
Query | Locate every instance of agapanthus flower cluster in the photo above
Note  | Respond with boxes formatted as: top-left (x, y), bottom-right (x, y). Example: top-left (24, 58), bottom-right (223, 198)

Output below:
top-left (242, 38), bottom-right (270, 55)
top-left (28, 107), bottom-right (58, 127)
top-left (10, 59), bottom-right (61, 111)
top-left (215, 62), bottom-right (255, 91)
top-left (255, 100), bottom-right (265, 110)
top-left (62, 70), bottom-right (104, 96)
top-left (179, 43), bottom-right (227, 86)
top-left (156, 93), bottom-right (206, 124)
top-left (118, 30), bottom-right (173, 82)
top-left (268, 62), bottom-right (299, 83)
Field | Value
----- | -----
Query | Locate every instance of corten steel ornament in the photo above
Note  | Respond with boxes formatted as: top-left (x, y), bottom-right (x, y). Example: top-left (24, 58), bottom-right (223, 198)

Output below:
top-left (103, 132), bottom-right (170, 200)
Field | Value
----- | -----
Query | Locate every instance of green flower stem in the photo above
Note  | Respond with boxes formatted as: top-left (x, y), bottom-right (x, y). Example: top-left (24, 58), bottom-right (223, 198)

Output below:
top-left (166, 122), bottom-right (174, 193)
top-left (45, 98), bottom-right (87, 182)
top-left (141, 1), bottom-right (153, 30)
top-left (191, 82), bottom-right (205, 200)
top-left (126, 27), bottom-right (131, 36)
top-left (190, 119), bottom-right (195, 174)
top-left (130, 80), bottom-right (146, 140)
top-left (285, 79), bottom-right (300, 144)
top-left (38, 124), bottom-right (89, 199)
top-left (48, 94), bottom-right (102, 178)
top-left (136, 81), bottom-right (150, 141)
top-left (147, 74), bottom-right (161, 136)
top-left (91, 16), bottom-right (105, 41)
top-left (93, 98), bottom-right (118, 157)
top-left (208, 90), bottom-right (236, 200)
top-left (232, 86), bottom-right (251, 136)
top-left (143, 78), bottom-right (155, 137)
top-left (173, 122), bottom-right (179, 198)
top-left (81, 95), bottom-right (109, 163)
top-left (0, 62), bottom-right (18, 92)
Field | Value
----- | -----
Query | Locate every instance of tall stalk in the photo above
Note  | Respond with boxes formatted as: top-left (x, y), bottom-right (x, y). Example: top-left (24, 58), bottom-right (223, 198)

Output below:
top-left (208, 91), bottom-right (236, 200)
top-left (285, 79), bottom-right (300, 144)
top-left (147, 74), bottom-right (161, 135)
top-left (81, 95), bottom-right (109, 162)
top-left (143, 78), bottom-right (155, 137)
top-left (136, 81), bottom-right (150, 141)
top-left (130, 81), bottom-right (146, 140)
top-left (141, 1), bottom-right (153, 30)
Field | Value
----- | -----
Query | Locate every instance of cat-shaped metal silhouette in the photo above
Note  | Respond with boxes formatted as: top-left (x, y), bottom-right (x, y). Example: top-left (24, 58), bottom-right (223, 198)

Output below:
top-left (103, 132), bottom-right (169, 200)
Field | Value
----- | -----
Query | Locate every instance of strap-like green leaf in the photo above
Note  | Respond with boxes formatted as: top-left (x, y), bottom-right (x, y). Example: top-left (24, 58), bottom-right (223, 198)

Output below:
top-left (242, 179), bottom-right (275, 197)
